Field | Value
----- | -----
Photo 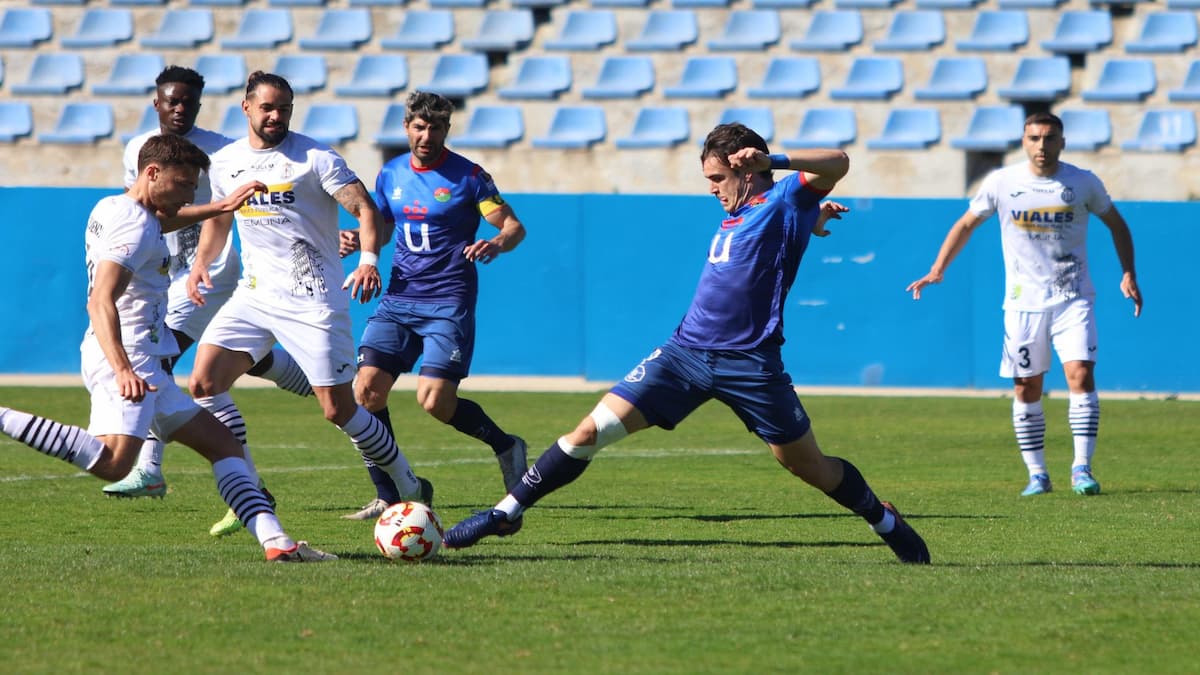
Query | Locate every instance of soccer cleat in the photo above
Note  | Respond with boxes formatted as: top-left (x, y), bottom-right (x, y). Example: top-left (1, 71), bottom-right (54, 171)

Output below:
top-left (403, 476), bottom-right (435, 507)
top-left (210, 507), bottom-right (242, 537)
top-left (497, 435), bottom-right (528, 493)
top-left (1071, 465), bottom-right (1101, 495)
top-left (1021, 473), bottom-right (1053, 497)
top-left (102, 468), bottom-right (167, 499)
top-left (342, 497), bottom-right (390, 521)
top-left (266, 541), bottom-right (338, 563)
top-left (877, 502), bottom-right (931, 564)
top-left (443, 509), bottom-right (523, 549)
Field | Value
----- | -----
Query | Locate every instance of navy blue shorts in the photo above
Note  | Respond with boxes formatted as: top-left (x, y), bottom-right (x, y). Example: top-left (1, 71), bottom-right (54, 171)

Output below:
top-left (610, 338), bottom-right (811, 445)
top-left (357, 299), bottom-right (475, 381)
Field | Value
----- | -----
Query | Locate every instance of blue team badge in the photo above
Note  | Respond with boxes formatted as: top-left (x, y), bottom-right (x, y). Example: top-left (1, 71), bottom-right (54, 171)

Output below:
top-left (1061, 187), bottom-right (1075, 204)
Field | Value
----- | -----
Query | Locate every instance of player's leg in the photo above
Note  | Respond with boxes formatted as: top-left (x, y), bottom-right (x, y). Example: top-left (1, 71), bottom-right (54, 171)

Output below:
top-left (246, 347), bottom-right (314, 398)
top-left (1002, 309), bottom-right (1054, 496)
top-left (0, 406), bottom-right (142, 480)
top-left (1054, 299), bottom-right (1101, 495)
top-left (344, 362), bottom-right (405, 520)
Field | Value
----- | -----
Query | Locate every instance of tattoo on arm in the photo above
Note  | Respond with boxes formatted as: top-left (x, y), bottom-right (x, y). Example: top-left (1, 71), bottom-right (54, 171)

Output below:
top-left (333, 180), bottom-right (373, 218)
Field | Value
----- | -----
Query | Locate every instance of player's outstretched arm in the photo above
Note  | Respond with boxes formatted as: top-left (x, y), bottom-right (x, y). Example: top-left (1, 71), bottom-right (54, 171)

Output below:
top-left (159, 181), bottom-right (268, 233)
top-left (186, 212), bottom-right (234, 306)
top-left (335, 180), bottom-right (385, 304)
top-left (87, 261), bottom-right (153, 402)
top-left (906, 210), bottom-right (986, 300)
top-left (465, 204), bottom-right (526, 264)
top-left (727, 148), bottom-right (850, 192)
top-left (1098, 206), bottom-right (1142, 317)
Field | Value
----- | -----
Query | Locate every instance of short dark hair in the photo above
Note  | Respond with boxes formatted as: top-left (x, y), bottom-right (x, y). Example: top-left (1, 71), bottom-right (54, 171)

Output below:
top-left (403, 90), bottom-right (454, 128)
top-left (700, 123), bottom-right (771, 174)
top-left (137, 134), bottom-right (211, 173)
top-left (245, 70), bottom-right (294, 100)
top-left (156, 66), bottom-right (205, 92)
top-left (1024, 111), bottom-right (1064, 134)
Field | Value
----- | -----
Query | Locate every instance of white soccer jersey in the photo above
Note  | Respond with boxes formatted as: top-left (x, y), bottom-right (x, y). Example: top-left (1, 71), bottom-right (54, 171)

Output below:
top-left (83, 194), bottom-right (178, 357)
top-left (208, 133), bottom-right (358, 310)
top-left (969, 161), bottom-right (1114, 311)
top-left (123, 126), bottom-right (239, 293)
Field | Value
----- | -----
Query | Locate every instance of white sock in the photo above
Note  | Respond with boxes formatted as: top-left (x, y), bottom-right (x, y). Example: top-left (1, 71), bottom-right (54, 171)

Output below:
top-left (1013, 399), bottom-right (1047, 476)
top-left (496, 495), bottom-right (524, 520)
top-left (212, 457), bottom-right (292, 551)
top-left (339, 405), bottom-right (420, 497)
top-left (0, 407), bottom-right (105, 471)
top-left (1069, 391), bottom-right (1100, 468)
top-left (195, 392), bottom-right (261, 484)
top-left (259, 347), bottom-right (313, 398)
top-left (135, 435), bottom-right (164, 474)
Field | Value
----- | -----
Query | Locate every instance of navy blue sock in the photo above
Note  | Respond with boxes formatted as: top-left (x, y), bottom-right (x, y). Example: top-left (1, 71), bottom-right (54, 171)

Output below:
top-left (509, 442), bottom-right (590, 508)
top-left (448, 398), bottom-right (510, 454)
top-left (367, 407), bottom-right (402, 504)
top-left (825, 457), bottom-right (885, 526)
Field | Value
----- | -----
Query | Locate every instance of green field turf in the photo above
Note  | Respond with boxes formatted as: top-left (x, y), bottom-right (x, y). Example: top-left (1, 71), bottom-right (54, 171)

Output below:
top-left (1, 386), bottom-right (1197, 674)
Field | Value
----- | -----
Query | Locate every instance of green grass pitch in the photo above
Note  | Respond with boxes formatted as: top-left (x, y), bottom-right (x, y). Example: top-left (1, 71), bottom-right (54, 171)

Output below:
top-left (2, 386), bottom-right (1198, 674)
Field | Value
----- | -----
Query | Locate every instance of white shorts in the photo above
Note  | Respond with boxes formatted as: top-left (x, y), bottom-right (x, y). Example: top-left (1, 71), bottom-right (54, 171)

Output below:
top-left (1000, 298), bottom-right (1098, 378)
top-left (80, 338), bottom-right (200, 441)
top-left (198, 291), bottom-right (356, 387)
top-left (166, 279), bottom-right (234, 342)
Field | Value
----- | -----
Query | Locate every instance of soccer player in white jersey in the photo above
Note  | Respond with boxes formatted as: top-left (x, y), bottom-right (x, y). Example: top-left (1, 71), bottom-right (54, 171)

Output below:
top-left (0, 134), bottom-right (333, 562)
top-left (187, 71), bottom-right (430, 535)
top-left (908, 111), bottom-right (1141, 497)
top-left (105, 66), bottom-right (315, 501)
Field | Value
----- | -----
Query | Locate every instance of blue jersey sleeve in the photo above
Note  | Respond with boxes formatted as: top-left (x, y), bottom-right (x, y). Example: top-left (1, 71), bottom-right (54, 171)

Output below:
top-left (374, 167), bottom-right (395, 223)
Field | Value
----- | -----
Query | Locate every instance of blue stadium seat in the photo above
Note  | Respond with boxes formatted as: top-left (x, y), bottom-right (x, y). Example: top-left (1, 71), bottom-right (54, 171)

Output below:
top-left (380, 11), bottom-right (453, 51)
top-left (835, 0), bottom-right (899, 7)
top-left (956, 10), bottom-right (1027, 52)
top-left (299, 9), bottom-right (371, 50)
top-left (532, 106), bottom-right (606, 149)
top-left (996, 56), bottom-right (1071, 101)
top-left (421, 54), bottom-right (490, 97)
top-left (1126, 12), bottom-right (1197, 54)
top-left (301, 104), bottom-right (357, 145)
top-left (581, 56), bottom-right (655, 99)
top-left (790, 11), bottom-right (863, 52)
top-left (663, 57), bottom-right (737, 99)
top-left (92, 53), bottom-right (165, 96)
top-left (915, 0), bottom-right (980, 7)
top-left (0, 58), bottom-right (5, 88)
top-left (271, 0), bottom-right (325, 5)
top-left (40, 102), bottom-right (113, 144)
top-left (461, 10), bottom-right (533, 53)
top-left (949, 105), bottom-right (1024, 151)
top-left (1167, 0), bottom-right (1200, 7)
top-left (453, 106), bottom-right (523, 148)
top-left (829, 57), bottom-right (903, 100)
top-left (512, 0), bottom-right (568, 7)
top-left (1041, 11), bottom-right (1112, 54)
top-left (1059, 109), bottom-right (1111, 151)
top-left (1168, 60), bottom-right (1200, 102)
top-left (544, 10), bottom-right (617, 51)
top-left (753, 0), bottom-right (816, 7)
top-left (875, 11), bottom-right (945, 51)
top-left (914, 57), bottom-right (986, 100)
top-left (61, 9), bottom-right (133, 48)
top-left (626, 11), bottom-right (698, 51)
top-left (375, 104), bottom-right (407, 146)
top-left (112, 0), bottom-right (167, 5)
top-left (429, 0), bottom-right (487, 7)
top-left (708, 10), bottom-right (781, 51)
top-left (714, 107), bottom-right (774, 142)
top-left (141, 9), bottom-right (213, 48)
top-left (0, 102), bottom-right (33, 142)
top-left (335, 55), bottom-right (407, 97)
top-left (0, 8), bottom-right (53, 48)
top-left (191, 0), bottom-right (248, 5)
top-left (121, 105), bottom-right (157, 144)
top-left (1081, 59), bottom-right (1155, 102)
top-left (219, 104), bottom-right (247, 138)
top-left (746, 57), bottom-right (820, 99)
top-left (1122, 110), bottom-right (1196, 152)
top-left (674, 0), bottom-right (730, 6)
top-left (350, 0), bottom-right (406, 5)
top-left (196, 54), bottom-right (247, 95)
top-left (997, 0), bottom-right (1063, 7)
top-left (867, 108), bottom-right (940, 150)
top-left (32, 0), bottom-right (84, 4)
top-left (615, 107), bottom-right (689, 148)
top-left (780, 108), bottom-right (856, 148)
top-left (498, 56), bottom-right (572, 100)
top-left (222, 9), bottom-right (292, 49)
top-left (273, 55), bottom-right (327, 94)
top-left (12, 53), bottom-right (84, 95)
top-left (592, 0), bottom-right (651, 6)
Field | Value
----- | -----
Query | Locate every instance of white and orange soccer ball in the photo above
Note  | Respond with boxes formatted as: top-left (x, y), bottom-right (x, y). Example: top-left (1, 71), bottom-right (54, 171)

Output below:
top-left (374, 501), bottom-right (444, 562)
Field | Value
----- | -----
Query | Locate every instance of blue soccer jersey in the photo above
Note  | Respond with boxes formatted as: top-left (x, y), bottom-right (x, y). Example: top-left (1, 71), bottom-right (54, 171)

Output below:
top-left (373, 150), bottom-right (507, 303)
top-left (674, 172), bottom-right (829, 350)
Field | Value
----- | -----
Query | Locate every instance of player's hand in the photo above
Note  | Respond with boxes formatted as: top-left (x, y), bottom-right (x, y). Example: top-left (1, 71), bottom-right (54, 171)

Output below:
top-left (186, 268), bottom-right (212, 306)
top-left (726, 148), bottom-right (769, 173)
top-left (115, 368), bottom-right (156, 403)
top-left (1121, 273), bottom-right (1142, 317)
top-left (463, 239), bottom-right (501, 264)
top-left (339, 229), bottom-right (361, 258)
top-left (813, 201), bottom-right (849, 238)
top-left (906, 272), bottom-right (943, 300)
top-left (342, 264), bottom-right (382, 304)
top-left (216, 181), bottom-right (268, 213)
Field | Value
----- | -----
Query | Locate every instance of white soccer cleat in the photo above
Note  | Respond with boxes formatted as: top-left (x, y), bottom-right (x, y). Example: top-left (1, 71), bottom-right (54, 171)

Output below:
top-left (341, 497), bottom-right (390, 521)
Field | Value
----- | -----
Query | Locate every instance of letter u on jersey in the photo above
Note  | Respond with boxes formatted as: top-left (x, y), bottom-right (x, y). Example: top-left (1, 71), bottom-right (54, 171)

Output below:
top-left (403, 221), bottom-right (432, 252)
top-left (708, 231), bottom-right (733, 263)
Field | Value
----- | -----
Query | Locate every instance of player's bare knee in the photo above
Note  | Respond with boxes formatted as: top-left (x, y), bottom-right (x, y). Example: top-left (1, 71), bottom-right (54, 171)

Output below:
top-left (422, 392), bottom-right (455, 423)
top-left (356, 383), bottom-right (387, 412)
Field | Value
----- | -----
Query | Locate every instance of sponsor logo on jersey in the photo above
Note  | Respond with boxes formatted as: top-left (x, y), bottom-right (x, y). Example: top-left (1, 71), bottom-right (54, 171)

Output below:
top-left (434, 187), bottom-right (452, 202)
top-left (721, 217), bottom-right (743, 230)
top-left (401, 200), bottom-right (429, 221)
top-left (1009, 205), bottom-right (1074, 232)
top-left (239, 183), bottom-right (296, 217)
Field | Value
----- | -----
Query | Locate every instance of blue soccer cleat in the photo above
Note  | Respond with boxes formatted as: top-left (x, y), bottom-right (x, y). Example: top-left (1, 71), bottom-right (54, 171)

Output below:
top-left (443, 509), bottom-right (523, 549)
top-left (1021, 473), bottom-right (1053, 497)
top-left (1071, 465), bottom-right (1101, 495)
top-left (877, 502), bottom-right (931, 564)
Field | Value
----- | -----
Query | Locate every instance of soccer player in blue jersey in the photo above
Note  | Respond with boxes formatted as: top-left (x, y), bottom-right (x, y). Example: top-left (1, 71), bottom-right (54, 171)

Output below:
top-left (342, 91), bottom-right (529, 520)
top-left (444, 123), bottom-right (931, 564)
